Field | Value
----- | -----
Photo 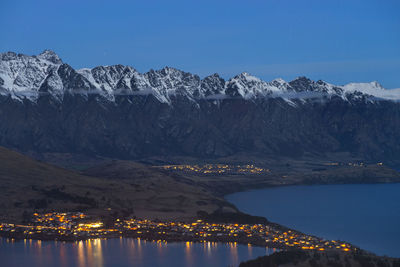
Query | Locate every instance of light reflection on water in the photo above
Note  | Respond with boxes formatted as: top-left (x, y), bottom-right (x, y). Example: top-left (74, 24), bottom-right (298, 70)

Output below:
top-left (0, 237), bottom-right (276, 267)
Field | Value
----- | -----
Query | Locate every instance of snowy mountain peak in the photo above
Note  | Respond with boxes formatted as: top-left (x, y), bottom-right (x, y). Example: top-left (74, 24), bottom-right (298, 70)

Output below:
top-left (0, 51), bottom-right (18, 61)
top-left (272, 78), bottom-right (287, 84)
top-left (36, 50), bottom-right (63, 64)
top-left (269, 78), bottom-right (290, 91)
top-left (343, 81), bottom-right (384, 91)
top-left (236, 72), bottom-right (260, 81)
top-left (201, 73), bottom-right (225, 97)
top-left (370, 81), bottom-right (384, 89)
top-left (225, 72), bottom-right (269, 98)
top-left (160, 66), bottom-right (179, 74)
top-left (288, 76), bottom-right (314, 91)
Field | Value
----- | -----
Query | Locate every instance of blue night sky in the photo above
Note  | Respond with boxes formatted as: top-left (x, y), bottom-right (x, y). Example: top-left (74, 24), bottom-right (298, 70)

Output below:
top-left (1, 0), bottom-right (399, 88)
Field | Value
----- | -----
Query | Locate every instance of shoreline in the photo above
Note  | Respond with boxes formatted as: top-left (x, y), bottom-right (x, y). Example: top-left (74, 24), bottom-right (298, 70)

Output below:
top-left (2, 182), bottom-right (399, 258)
top-left (224, 182), bottom-right (400, 259)
top-left (2, 160), bottom-right (400, 264)
top-left (0, 213), bottom-right (358, 254)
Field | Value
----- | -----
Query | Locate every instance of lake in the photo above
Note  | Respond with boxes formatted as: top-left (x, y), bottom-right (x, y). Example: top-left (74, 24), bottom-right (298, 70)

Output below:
top-left (227, 183), bottom-right (400, 257)
top-left (0, 237), bottom-right (276, 267)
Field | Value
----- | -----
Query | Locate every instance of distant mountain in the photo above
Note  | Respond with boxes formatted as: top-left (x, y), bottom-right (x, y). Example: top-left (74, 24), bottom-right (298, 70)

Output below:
top-left (1, 50), bottom-right (400, 163)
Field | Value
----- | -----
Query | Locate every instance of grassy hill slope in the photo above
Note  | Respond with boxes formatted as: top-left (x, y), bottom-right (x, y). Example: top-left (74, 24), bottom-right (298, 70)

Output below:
top-left (0, 147), bottom-right (229, 223)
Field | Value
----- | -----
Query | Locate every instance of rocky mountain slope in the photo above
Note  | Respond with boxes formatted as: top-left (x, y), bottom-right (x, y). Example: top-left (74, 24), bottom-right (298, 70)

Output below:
top-left (1, 50), bottom-right (400, 164)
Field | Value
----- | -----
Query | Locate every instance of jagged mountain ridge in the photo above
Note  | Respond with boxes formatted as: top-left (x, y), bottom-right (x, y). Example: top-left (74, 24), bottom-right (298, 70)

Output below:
top-left (1, 50), bottom-right (399, 103)
top-left (1, 50), bottom-right (400, 163)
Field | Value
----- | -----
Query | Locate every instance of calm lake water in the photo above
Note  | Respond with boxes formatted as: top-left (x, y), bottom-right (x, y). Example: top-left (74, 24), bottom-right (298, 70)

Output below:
top-left (227, 183), bottom-right (400, 257)
top-left (0, 237), bottom-right (276, 267)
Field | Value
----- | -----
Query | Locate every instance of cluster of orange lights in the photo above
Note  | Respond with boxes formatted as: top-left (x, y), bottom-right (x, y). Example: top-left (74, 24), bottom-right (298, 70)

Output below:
top-left (159, 164), bottom-right (270, 175)
top-left (1, 213), bottom-right (355, 253)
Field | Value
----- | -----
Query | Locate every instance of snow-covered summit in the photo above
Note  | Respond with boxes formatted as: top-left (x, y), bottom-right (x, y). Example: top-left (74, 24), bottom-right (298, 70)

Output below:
top-left (1, 50), bottom-right (399, 103)
top-left (36, 50), bottom-right (63, 64)
top-left (342, 81), bottom-right (384, 93)
top-left (0, 50), bottom-right (62, 100)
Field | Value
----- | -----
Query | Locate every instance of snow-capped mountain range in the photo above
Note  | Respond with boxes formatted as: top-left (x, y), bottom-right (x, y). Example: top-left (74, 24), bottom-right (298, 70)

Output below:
top-left (3, 50), bottom-right (400, 163)
top-left (1, 50), bottom-right (399, 103)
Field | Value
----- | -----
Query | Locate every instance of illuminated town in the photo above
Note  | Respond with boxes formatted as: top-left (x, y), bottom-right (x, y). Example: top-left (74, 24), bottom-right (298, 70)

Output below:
top-left (0, 212), bottom-right (355, 253)
top-left (158, 162), bottom-right (385, 175)
top-left (158, 164), bottom-right (270, 175)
